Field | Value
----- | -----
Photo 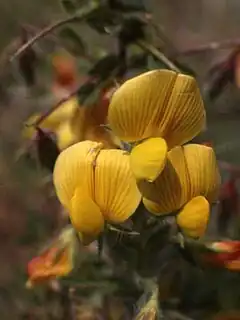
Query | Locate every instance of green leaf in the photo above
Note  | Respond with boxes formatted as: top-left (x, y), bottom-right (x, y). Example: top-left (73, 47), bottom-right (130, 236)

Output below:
top-left (61, 0), bottom-right (77, 14)
top-left (77, 82), bottom-right (101, 106)
top-left (58, 27), bottom-right (86, 57)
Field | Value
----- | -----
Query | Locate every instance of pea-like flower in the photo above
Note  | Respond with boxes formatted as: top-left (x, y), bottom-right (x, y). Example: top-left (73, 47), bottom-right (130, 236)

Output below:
top-left (204, 241), bottom-right (240, 271)
top-left (27, 246), bottom-right (72, 287)
top-left (23, 96), bottom-right (122, 150)
top-left (23, 97), bottom-right (79, 150)
top-left (138, 144), bottom-right (221, 238)
top-left (26, 226), bottom-right (76, 287)
top-left (108, 69), bottom-right (206, 182)
top-left (53, 140), bottom-right (141, 244)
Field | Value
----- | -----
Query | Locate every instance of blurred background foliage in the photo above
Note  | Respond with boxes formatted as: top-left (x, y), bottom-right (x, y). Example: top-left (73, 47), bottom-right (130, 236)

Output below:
top-left (0, 0), bottom-right (240, 319)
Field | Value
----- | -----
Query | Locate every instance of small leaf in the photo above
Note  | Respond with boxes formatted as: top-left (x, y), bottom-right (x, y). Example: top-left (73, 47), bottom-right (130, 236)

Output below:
top-left (58, 27), bottom-right (86, 57)
top-left (86, 7), bottom-right (119, 34)
top-left (77, 81), bottom-right (101, 106)
top-left (35, 128), bottom-right (60, 172)
top-left (61, 0), bottom-right (77, 14)
top-left (88, 54), bottom-right (119, 80)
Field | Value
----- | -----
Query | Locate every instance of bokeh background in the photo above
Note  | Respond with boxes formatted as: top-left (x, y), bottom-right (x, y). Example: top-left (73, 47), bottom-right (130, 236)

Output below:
top-left (1, 0), bottom-right (240, 319)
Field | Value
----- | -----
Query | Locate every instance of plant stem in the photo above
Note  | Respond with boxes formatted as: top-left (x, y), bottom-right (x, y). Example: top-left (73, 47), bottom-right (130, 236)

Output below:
top-left (136, 39), bottom-right (180, 72)
top-left (27, 65), bottom-right (121, 128)
top-left (10, 2), bottom-right (100, 62)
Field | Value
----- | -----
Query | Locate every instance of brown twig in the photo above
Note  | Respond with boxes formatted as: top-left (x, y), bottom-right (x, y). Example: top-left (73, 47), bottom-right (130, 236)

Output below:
top-left (136, 39), bottom-right (181, 72)
top-left (28, 87), bottom-right (80, 128)
top-left (26, 65), bottom-right (121, 129)
top-left (176, 38), bottom-right (240, 57)
top-left (9, 2), bottom-right (99, 62)
top-left (24, 23), bottom-right (96, 63)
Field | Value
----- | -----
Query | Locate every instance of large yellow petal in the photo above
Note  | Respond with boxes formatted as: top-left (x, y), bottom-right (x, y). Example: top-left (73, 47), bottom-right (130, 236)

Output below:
top-left (158, 74), bottom-right (206, 148)
top-left (108, 70), bottom-right (178, 142)
top-left (94, 149), bottom-right (141, 223)
top-left (139, 146), bottom-right (190, 215)
top-left (108, 70), bottom-right (205, 148)
top-left (130, 137), bottom-right (167, 182)
top-left (176, 196), bottom-right (210, 238)
top-left (70, 187), bottom-right (104, 243)
top-left (53, 140), bottom-right (103, 210)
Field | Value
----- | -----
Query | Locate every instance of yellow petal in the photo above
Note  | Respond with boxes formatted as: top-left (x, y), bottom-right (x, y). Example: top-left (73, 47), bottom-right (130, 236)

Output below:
top-left (108, 70), bottom-right (205, 147)
top-left (130, 137), bottom-right (167, 182)
top-left (139, 146), bottom-right (190, 215)
top-left (183, 144), bottom-right (221, 202)
top-left (53, 140), bottom-right (103, 210)
top-left (56, 121), bottom-right (77, 150)
top-left (70, 187), bottom-right (104, 243)
top-left (94, 149), bottom-right (141, 223)
top-left (71, 102), bottom-right (120, 149)
top-left (142, 197), bottom-right (163, 214)
top-left (48, 97), bottom-right (78, 129)
top-left (160, 73), bottom-right (205, 148)
top-left (84, 126), bottom-right (123, 149)
top-left (176, 196), bottom-right (210, 238)
top-left (108, 70), bottom-right (178, 142)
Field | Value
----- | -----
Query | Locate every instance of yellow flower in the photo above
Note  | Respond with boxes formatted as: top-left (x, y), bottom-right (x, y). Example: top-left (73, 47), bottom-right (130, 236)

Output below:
top-left (108, 70), bottom-right (206, 182)
top-left (70, 100), bottom-right (123, 149)
top-left (53, 141), bottom-right (141, 244)
top-left (139, 144), bottom-right (220, 215)
top-left (23, 97), bottom-right (121, 150)
top-left (22, 98), bottom-right (79, 150)
top-left (139, 144), bottom-right (220, 238)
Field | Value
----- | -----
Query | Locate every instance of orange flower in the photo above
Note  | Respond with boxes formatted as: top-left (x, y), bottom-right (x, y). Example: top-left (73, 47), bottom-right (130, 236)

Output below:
top-left (204, 241), bottom-right (240, 271)
top-left (27, 246), bottom-right (72, 287)
top-left (52, 54), bottom-right (78, 91)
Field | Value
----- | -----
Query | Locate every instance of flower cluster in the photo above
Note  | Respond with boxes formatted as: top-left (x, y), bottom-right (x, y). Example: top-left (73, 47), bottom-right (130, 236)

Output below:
top-left (22, 54), bottom-right (121, 151)
top-left (53, 69), bottom-right (221, 241)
